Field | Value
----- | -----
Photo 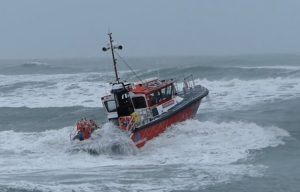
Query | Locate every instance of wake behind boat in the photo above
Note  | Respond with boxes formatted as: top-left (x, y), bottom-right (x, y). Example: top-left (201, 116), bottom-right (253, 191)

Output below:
top-left (72, 33), bottom-right (209, 148)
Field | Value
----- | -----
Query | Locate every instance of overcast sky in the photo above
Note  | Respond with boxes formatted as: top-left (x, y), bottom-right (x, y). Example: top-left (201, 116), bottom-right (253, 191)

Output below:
top-left (0, 0), bottom-right (299, 59)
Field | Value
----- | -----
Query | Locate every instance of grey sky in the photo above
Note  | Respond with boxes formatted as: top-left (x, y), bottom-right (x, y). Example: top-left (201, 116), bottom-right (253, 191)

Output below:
top-left (0, 0), bottom-right (299, 59)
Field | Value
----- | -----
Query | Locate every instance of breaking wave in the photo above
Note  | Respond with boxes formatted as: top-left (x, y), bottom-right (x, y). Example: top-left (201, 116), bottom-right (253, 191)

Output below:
top-left (0, 120), bottom-right (289, 191)
top-left (69, 123), bottom-right (137, 155)
top-left (0, 73), bottom-right (112, 108)
top-left (20, 61), bottom-right (49, 67)
top-left (1, 71), bottom-right (300, 109)
top-left (196, 77), bottom-right (300, 112)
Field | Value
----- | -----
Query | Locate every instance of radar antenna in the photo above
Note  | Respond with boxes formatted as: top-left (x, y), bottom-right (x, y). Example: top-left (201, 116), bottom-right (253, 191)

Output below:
top-left (102, 33), bottom-right (123, 83)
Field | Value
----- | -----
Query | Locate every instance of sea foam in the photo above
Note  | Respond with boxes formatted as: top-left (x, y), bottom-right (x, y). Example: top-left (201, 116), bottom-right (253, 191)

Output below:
top-left (1, 72), bottom-right (300, 110)
top-left (0, 120), bottom-right (289, 191)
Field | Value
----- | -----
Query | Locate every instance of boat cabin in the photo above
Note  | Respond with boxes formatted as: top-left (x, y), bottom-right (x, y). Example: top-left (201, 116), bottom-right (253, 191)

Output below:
top-left (101, 78), bottom-right (177, 127)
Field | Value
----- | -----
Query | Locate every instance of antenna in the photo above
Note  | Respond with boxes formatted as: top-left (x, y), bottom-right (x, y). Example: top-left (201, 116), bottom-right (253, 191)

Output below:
top-left (102, 33), bottom-right (123, 83)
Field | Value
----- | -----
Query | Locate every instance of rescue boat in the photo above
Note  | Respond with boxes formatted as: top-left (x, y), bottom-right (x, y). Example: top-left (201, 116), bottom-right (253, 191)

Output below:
top-left (72, 33), bottom-right (209, 148)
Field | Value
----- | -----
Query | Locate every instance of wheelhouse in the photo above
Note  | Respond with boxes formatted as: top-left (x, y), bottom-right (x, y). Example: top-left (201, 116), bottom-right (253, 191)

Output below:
top-left (102, 78), bottom-right (178, 127)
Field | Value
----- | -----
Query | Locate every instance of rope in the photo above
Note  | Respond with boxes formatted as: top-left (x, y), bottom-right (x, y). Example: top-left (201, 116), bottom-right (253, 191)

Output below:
top-left (115, 51), bottom-right (143, 83)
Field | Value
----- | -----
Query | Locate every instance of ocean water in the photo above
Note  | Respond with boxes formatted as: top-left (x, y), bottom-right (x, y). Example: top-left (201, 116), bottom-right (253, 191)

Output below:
top-left (0, 55), bottom-right (299, 192)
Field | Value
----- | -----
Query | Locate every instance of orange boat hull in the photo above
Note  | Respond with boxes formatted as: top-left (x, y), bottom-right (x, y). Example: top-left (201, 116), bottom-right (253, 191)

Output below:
top-left (131, 99), bottom-right (201, 148)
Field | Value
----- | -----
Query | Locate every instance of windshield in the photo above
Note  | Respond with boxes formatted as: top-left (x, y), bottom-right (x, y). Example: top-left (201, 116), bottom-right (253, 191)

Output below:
top-left (104, 100), bottom-right (117, 112)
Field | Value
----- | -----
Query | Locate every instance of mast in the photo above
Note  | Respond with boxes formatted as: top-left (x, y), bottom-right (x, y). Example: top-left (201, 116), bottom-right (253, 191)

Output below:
top-left (102, 33), bottom-right (123, 83)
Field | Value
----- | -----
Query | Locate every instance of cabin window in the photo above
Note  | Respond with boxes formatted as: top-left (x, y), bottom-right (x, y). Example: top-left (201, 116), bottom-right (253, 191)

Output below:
top-left (132, 96), bottom-right (147, 109)
top-left (148, 91), bottom-right (162, 106)
top-left (154, 91), bottom-right (162, 103)
top-left (160, 85), bottom-right (173, 100)
top-left (115, 92), bottom-right (134, 116)
top-left (116, 92), bottom-right (130, 106)
top-left (104, 100), bottom-right (117, 112)
top-left (147, 85), bottom-right (175, 107)
top-left (165, 85), bottom-right (174, 99)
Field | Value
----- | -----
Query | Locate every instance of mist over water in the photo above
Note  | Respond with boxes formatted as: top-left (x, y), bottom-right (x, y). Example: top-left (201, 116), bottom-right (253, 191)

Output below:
top-left (0, 55), bottom-right (299, 192)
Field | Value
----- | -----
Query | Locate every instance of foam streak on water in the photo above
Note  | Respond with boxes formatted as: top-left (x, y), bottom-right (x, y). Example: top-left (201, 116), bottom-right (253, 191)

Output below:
top-left (1, 73), bottom-right (300, 110)
top-left (0, 120), bottom-right (289, 191)
top-left (0, 73), bottom-right (113, 108)
top-left (195, 77), bottom-right (300, 112)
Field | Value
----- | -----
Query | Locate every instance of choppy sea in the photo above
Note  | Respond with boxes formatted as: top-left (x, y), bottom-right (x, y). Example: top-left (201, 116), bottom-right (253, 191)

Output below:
top-left (0, 54), bottom-right (299, 192)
